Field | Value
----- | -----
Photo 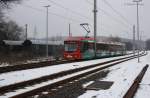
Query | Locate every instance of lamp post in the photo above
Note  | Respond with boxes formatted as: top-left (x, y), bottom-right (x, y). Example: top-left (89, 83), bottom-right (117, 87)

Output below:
top-left (133, 0), bottom-right (142, 63)
top-left (133, 25), bottom-right (136, 55)
top-left (44, 5), bottom-right (50, 58)
top-left (126, 0), bottom-right (143, 63)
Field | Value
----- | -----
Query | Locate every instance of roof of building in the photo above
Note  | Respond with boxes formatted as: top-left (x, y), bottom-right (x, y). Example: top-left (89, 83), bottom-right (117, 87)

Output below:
top-left (3, 40), bottom-right (24, 45)
top-left (3, 40), bottom-right (64, 46)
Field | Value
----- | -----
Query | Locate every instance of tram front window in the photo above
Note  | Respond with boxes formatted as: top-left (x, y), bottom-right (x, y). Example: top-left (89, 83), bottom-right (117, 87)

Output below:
top-left (65, 43), bottom-right (77, 52)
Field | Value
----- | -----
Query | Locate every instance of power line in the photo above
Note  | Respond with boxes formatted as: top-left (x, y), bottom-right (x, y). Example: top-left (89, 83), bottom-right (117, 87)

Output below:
top-left (85, 0), bottom-right (132, 31)
top-left (82, 0), bottom-right (130, 33)
top-left (100, 22), bottom-right (130, 33)
top-left (102, 0), bottom-right (133, 26)
top-left (47, 0), bottom-right (92, 21)
top-left (21, 2), bottom-right (132, 37)
top-left (47, 0), bottom-right (130, 34)
top-left (22, 4), bottom-right (85, 24)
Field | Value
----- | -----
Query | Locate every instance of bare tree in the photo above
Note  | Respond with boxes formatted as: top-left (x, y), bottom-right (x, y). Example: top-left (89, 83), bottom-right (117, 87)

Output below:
top-left (0, 0), bottom-right (23, 40)
top-left (0, 0), bottom-right (21, 8)
top-left (1, 20), bottom-right (23, 40)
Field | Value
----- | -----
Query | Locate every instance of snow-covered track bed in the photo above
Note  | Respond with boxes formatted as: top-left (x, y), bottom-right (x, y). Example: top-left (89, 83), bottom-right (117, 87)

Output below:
top-left (0, 59), bottom-right (79, 74)
top-left (0, 52), bottom-right (146, 98)
top-left (0, 52), bottom-right (135, 74)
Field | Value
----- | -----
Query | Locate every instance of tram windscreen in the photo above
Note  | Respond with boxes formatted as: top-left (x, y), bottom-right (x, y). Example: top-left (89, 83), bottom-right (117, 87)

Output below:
top-left (64, 43), bottom-right (77, 52)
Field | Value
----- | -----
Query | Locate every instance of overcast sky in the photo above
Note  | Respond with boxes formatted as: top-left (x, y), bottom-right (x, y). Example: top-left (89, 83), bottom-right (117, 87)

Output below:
top-left (5, 0), bottom-right (149, 40)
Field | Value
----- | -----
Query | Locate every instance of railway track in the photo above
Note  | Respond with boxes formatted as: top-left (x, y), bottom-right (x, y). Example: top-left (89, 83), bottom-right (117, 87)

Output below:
top-left (0, 52), bottom-right (135, 74)
top-left (123, 64), bottom-right (149, 98)
top-left (0, 52), bottom-right (147, 98)
top-left (0, 59), bottom-right (75, 74)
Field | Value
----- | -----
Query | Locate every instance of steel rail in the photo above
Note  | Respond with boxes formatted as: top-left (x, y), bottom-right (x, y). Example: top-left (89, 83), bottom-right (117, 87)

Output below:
top-left (123, 64), bottom-right (149, 98)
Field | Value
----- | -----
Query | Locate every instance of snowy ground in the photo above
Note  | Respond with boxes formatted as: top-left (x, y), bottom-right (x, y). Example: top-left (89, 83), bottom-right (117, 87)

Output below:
top-left (0, 56), bottom-right (55, 68)
top-left (78, 51), bottom-right (150, 98)
top-left (0, 51), bottom-right (147, 98)
top-left (0, 53), bottom-right (138, 98)
top-left (134, 52), bottom-right (150, 98)
top-left (0, 53), bottom-right (135, 88)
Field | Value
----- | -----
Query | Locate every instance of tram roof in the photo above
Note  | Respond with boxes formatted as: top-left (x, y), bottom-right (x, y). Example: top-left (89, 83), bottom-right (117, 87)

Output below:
top-left (65, 37), bottom-right (125, 46)
top-left (65, 37), bottom-right (94, 41)
top-left (97, 41), bottom-right (125, 46)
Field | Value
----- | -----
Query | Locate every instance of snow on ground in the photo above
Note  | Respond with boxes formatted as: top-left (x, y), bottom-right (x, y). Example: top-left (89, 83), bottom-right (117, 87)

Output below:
top-left (78, 51), bottom-right (150, 98)
top-left (0, 53), bottom-right (135, 88)
top-left (134, 52), bottom-right (150, 98)
top-left (0, 57), bottom-right (135, 98)
top-left (0, 63), bottom-right (10, 67)
top-left (0, 57), bottom-right (55, 67)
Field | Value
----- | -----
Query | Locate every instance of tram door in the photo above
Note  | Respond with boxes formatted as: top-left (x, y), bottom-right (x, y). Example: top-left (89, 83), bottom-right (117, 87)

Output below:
top-left (81, 41), bottom-right (94, 59)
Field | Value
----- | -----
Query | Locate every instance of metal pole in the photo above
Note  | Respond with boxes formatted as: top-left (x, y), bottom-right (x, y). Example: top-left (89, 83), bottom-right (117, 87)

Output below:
top-left (127, 0), bottom-right (142, 62)
top-left (136, 2), bottom-right (140, 63)
top-left (25, 24), bottom-right (28, 40)
top-left (34, 25), bottom-right (37, 40)
top-left (133, 25), bottom-right (135, 55)
top-left (94, 0), bottom-right (97, 58)
top-left (69, 23), bottom-right (71, 37)
top-left (44, 5), bottom-right (50, 58)
top-left (34, 25), bottom-right (38, 55)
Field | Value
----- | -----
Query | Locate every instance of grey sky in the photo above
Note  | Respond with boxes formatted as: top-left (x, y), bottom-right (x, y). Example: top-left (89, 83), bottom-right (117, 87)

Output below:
top-left (5, 0), bottom-right (149, 40)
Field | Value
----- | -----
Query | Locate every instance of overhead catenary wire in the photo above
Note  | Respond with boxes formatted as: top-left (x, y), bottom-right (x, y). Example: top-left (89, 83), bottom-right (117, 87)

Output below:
top-left (88, 20), bottom-right (131, 39)
top-left (21, 1), bottom-right (131, 39)
top-left (99, 25), bottom-right (130, 37)
top-left (102, 0), bottom-right (133, 26)
top-left (100, 23), bottom-right (130, 34)
top-left (85, 0), bottom-right (132, 31)
top-left (47, 0), bottom-right (93, 21)
top-left (20, 4), bottom-right (96, 37)
top-left (85, 0), bottom-right (132, 39)
top-left (101, 0), bottom-right (133, 38)
top-left (26, 1), bottom-right (131, 31)
top-left (47, 0), bottom-right (131, 35)
top-left (21, 4), bottom-right (86, 24)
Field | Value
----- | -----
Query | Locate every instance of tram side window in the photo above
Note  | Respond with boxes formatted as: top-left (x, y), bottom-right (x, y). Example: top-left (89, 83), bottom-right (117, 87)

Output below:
top-left (97, 44), bottom-right (109, 51)
top-left (65, 43), bottom-right (77, 52)
top-left (81, 42), bottom-right (94, 52)
top-left (81, 42), bottom-right (88, 52)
